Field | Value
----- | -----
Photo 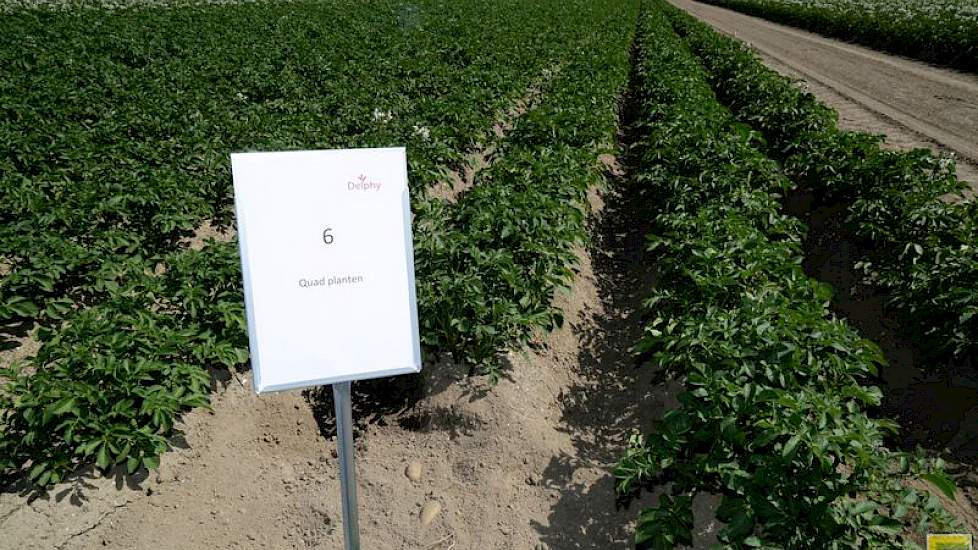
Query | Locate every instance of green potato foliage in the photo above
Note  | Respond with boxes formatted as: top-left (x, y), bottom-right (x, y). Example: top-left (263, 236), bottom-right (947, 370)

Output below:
top-left (0, 243), bottom-right (246, 485)
top-left (0, 0), bottom-right (595, 329)
top-left (615, 5), bottom-right (957, 547)
top-left (1, 0), bottom-right (640, 485)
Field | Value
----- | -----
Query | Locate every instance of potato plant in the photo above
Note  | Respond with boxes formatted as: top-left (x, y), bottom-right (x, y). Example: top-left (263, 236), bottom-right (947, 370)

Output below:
top-left (615, 6), bottom-right (957, 547)
top-left (0, 244), bottom-right (245, 484)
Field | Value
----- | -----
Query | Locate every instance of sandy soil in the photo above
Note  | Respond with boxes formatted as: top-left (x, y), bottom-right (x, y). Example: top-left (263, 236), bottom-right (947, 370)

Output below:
top-left (0, 322), bottom-right (38, 372)
top-left (668, 0), bottom-right (978, 192)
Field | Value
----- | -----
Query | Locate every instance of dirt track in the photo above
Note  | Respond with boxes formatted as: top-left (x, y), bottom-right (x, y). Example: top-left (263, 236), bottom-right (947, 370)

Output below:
top-left (668, 0), bottom-right (978, 190)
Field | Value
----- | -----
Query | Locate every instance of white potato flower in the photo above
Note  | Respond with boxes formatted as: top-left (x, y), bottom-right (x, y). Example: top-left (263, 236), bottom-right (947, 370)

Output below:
top-left (413, 124), bottom-right (431, 140)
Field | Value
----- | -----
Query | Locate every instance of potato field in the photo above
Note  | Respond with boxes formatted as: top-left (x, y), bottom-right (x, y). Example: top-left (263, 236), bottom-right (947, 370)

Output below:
top-left (0, 0), bottom-right (975, 548)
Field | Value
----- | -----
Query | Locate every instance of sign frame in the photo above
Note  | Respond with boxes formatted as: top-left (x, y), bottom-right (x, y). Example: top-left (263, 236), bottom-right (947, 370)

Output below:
top-left (231, 146), bottom-right (422, 394)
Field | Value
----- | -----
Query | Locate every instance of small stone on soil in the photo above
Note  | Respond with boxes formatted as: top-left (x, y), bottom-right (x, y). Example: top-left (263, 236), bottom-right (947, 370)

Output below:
top-left (405, 461), bottom-right (423, 482)
top-left (420, 501), bottom-right (442, 527)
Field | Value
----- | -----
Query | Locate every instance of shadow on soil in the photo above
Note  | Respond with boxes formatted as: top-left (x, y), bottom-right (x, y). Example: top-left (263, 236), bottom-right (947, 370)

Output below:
top-left (530, 139), bottom-right (719, 547)
top-left (1, 464), bottom-right (153, 507)
top-left (783, 189), bottom-right (978, 498)
top-left (0, 319), bottom-right (32, 353)
top-left (304, 373), bottom-right (425, 440)
top-left (302, 354), bottom-right (498, 441)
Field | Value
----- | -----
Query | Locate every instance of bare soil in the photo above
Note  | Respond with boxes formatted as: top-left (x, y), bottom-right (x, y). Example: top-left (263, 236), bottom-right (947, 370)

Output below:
top-left (669, 0), bottom-right (978, 192)
top-left (181, 219), bottom-right (236, 250)
top-left (0, 322), bottom-right (38, 373)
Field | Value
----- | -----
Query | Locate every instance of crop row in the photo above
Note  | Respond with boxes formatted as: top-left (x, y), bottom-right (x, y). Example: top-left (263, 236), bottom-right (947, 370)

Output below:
top-left (0, 0), bottom-right (639, 486)
top-left (614, 4), bottom-right (956, 547)
top-left (664, 5), bottom-right (978, 363)
top-left (0, 0), bottom-right (593, 330)
top-left (699, 0), bottom-right (978, 73)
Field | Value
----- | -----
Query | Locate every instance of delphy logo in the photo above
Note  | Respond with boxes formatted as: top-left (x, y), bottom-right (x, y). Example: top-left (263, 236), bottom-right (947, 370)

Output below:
top-left (348, 173), bottom-right (381, 192)
top-left (928, 534), bottom-right (973, 550)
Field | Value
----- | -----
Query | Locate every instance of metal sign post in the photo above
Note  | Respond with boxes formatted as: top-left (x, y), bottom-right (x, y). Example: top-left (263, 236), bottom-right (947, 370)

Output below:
top-left (333, 381), bottom-right (360, 550)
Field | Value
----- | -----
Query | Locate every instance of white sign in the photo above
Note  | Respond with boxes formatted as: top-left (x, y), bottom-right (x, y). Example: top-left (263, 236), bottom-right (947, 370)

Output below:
top-left (231, 147), bottom-right (421, 393)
